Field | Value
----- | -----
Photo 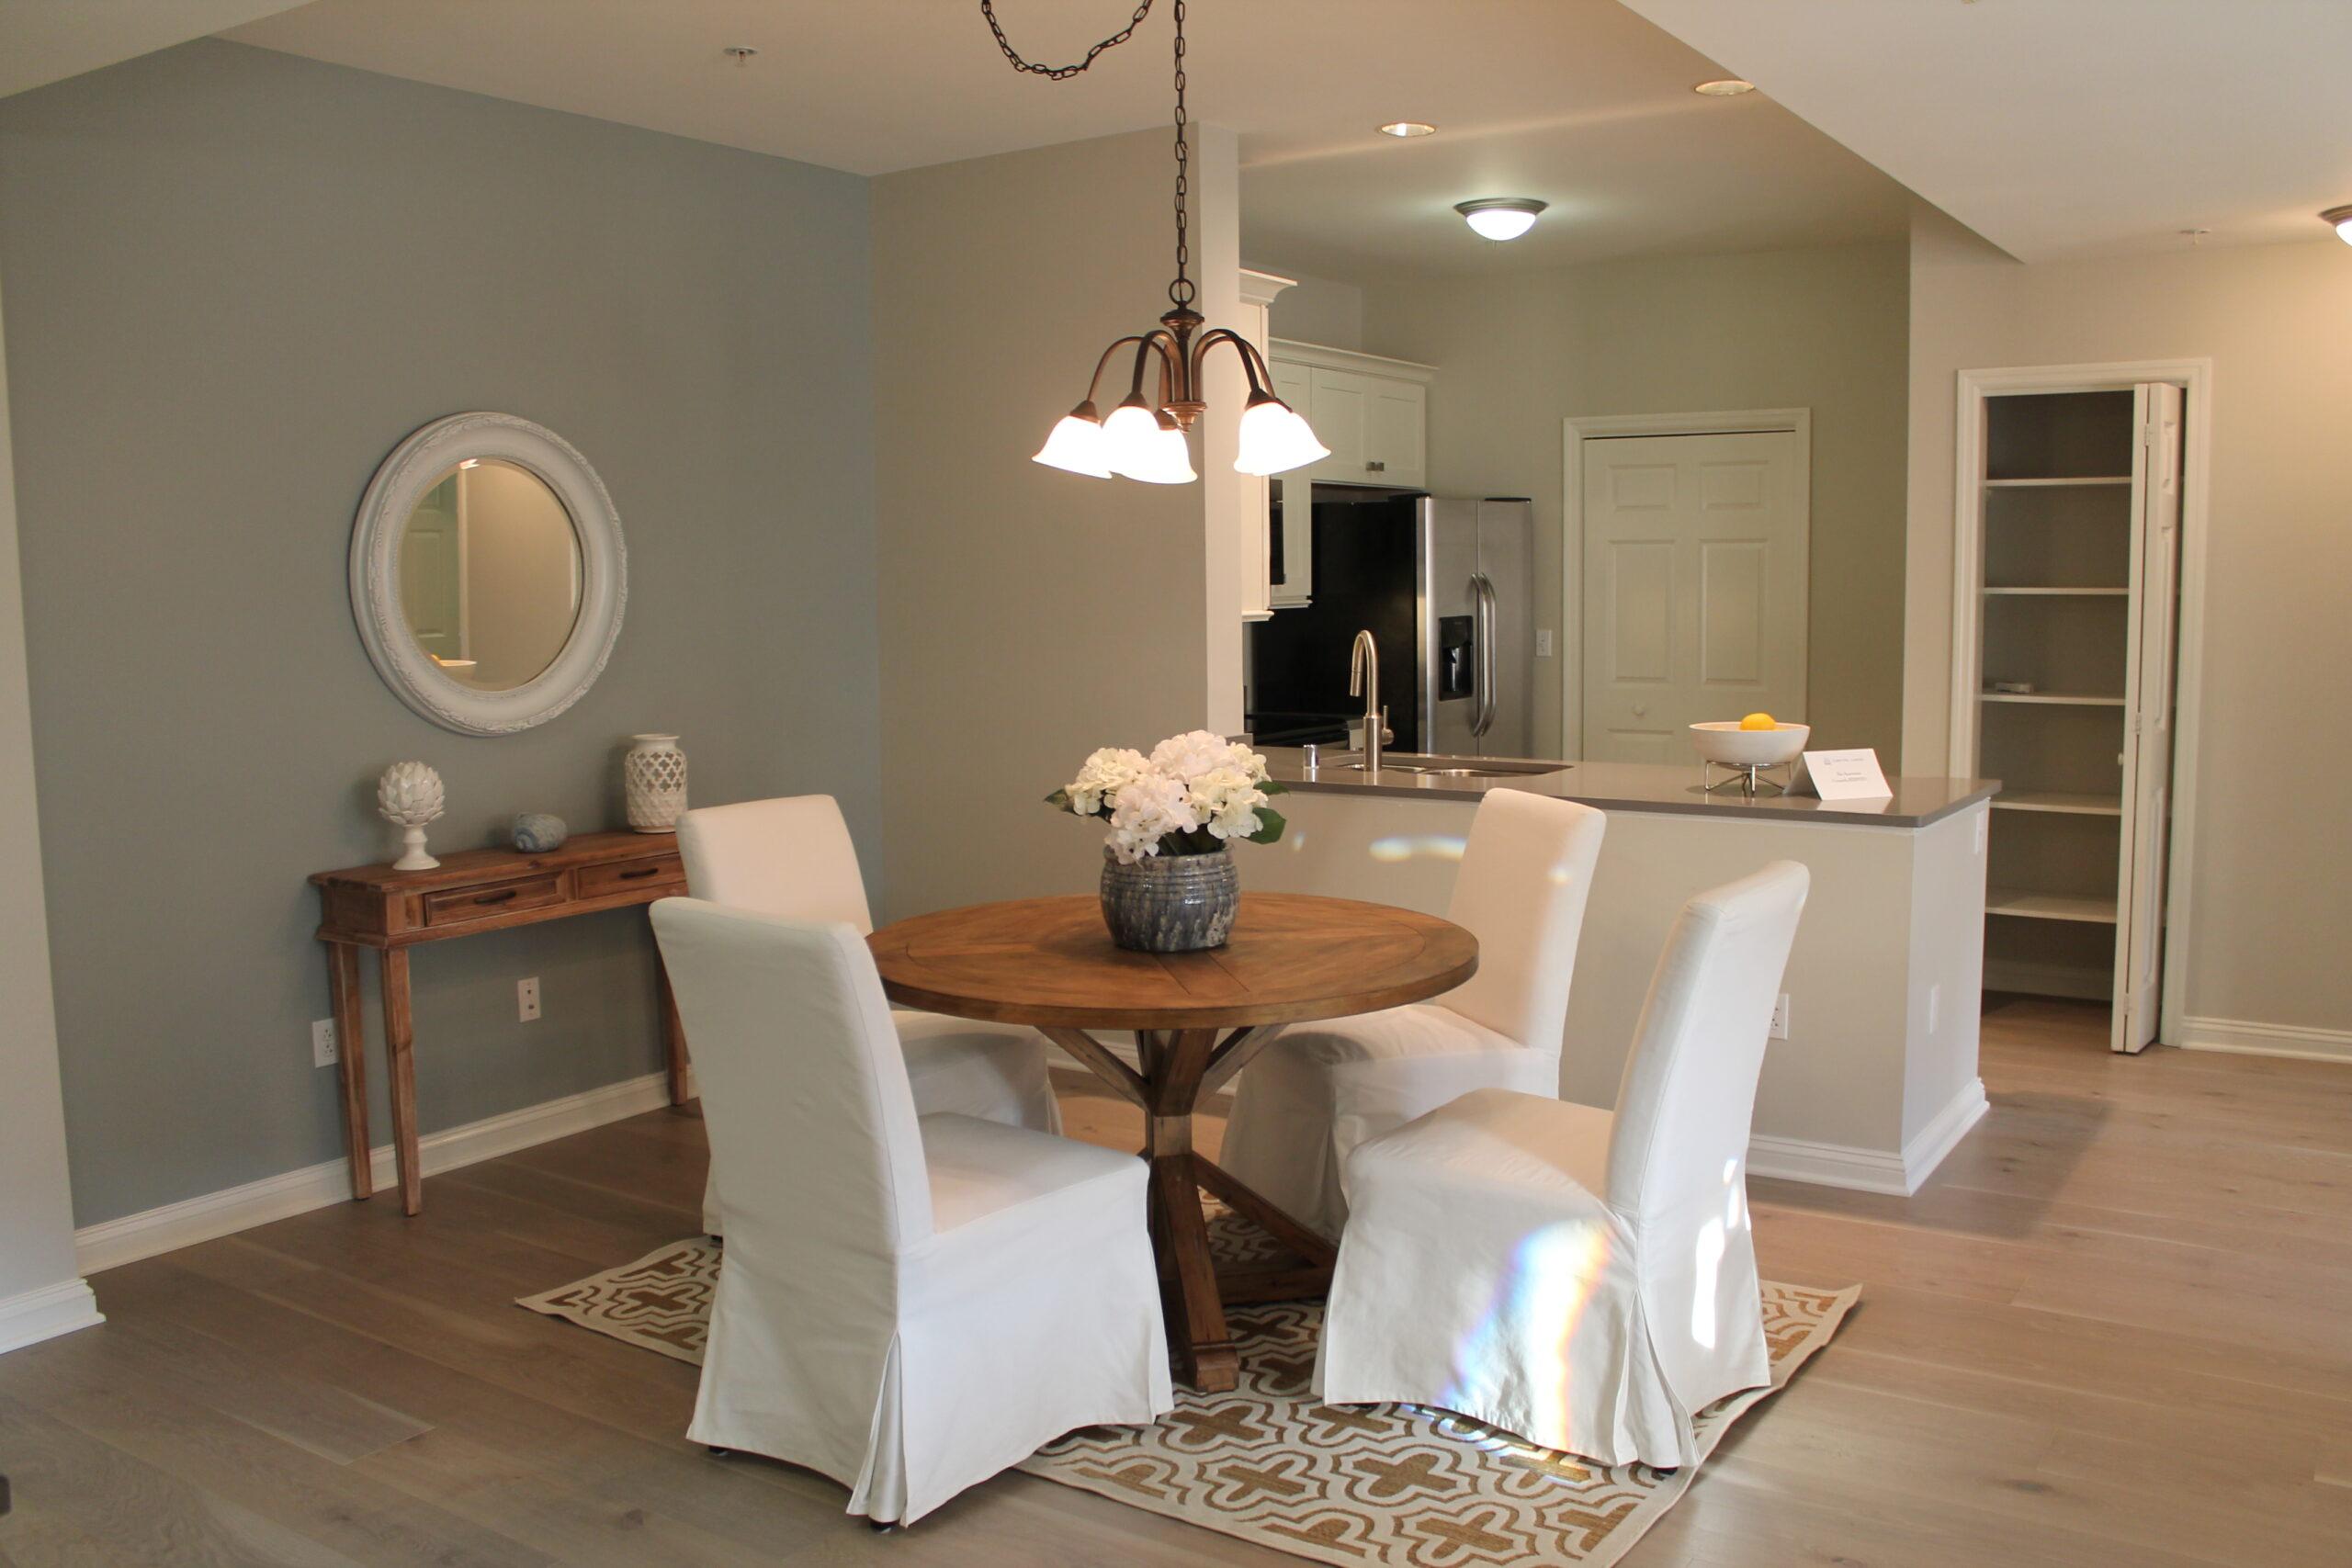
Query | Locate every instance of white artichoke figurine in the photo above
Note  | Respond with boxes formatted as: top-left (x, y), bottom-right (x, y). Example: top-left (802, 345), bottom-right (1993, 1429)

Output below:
top-left (377, 761), bottom-right (447, 871)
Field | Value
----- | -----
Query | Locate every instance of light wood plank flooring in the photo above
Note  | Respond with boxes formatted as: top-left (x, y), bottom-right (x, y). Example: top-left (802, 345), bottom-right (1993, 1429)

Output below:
top-left (3, 997), bottom-right (2347, 1565)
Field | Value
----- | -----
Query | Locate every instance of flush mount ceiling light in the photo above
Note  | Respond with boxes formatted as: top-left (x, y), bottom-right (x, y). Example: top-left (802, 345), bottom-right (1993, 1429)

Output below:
top-left (1377, 120), bottom-right (1437, 138)
top-left (2322, 205), bottom-right (2352, 245)
top-left (1454, 197), bottom-right (1547, 242)
top-left (989, 0), bottom-right (1328, 484)
top-left (1693, 77), bottom-right (1755, 96)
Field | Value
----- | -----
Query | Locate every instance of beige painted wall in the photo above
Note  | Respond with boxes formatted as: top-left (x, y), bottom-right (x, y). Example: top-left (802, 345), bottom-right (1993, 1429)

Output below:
top-left (1903, 210), bottom-right (2352, 1036)
top-left (0, 268), bottom-right (92, 1336)
top-left (1357, 241), bottom-right (1910, 762)
top-left (872, 128), bottom-right (1243, 919)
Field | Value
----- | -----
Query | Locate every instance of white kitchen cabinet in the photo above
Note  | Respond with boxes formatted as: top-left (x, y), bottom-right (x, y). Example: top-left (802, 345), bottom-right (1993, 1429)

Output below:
top-left (1267, 338), bottom-right (1435, 491)
top-left (1236, 269), bottom-right (1296, 622)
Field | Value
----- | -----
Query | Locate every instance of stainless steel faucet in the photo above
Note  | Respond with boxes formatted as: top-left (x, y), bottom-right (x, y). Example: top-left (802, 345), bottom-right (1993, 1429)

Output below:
top-left (1349, 628), bottom-right (1392, 774)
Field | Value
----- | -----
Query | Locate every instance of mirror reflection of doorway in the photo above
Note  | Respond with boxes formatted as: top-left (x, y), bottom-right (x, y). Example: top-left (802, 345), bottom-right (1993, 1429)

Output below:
top-left (399, 473), bottom-right (465, 665)
top-left (1569, 414), bottom-right (1811, 763)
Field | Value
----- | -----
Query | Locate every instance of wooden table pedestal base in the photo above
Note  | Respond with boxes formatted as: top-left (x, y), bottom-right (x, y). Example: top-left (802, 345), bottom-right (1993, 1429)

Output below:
top-left (1054, 1025), bottom-right (1336, 1393)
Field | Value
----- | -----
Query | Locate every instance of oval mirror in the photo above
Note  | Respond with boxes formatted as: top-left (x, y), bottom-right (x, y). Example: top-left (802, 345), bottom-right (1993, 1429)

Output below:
top-left (352, 413), bottom-right (624, 734)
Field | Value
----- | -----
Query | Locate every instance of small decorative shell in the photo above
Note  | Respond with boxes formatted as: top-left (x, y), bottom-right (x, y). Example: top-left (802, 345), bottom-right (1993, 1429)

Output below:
top-left (377, 761), bottom-right (447, 829)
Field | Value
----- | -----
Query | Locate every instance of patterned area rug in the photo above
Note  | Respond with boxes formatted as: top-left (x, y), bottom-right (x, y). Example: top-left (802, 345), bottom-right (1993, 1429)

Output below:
top-left (519, 1213), bottom-right (1856, 1567)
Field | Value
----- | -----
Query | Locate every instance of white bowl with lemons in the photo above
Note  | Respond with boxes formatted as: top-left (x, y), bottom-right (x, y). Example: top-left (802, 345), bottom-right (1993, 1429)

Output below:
top-left (1690, 713), bottom-right (1809, 767)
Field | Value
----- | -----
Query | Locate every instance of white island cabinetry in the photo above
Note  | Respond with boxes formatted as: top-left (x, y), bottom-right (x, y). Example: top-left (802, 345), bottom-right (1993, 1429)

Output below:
top-left (1245, 765), bottom-right (1996, 1195)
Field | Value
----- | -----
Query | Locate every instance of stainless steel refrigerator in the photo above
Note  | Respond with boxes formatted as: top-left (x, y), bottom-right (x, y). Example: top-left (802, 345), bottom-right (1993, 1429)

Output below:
top-left (1245, 488), bottom-right (1534, 758)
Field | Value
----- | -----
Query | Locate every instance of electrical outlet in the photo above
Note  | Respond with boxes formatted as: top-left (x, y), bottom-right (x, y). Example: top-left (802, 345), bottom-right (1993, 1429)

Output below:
top-left (1535, 628), bottom-right (1554, 658)
top-left (1928, 983), bottom-right (1942, 1037)
top-left (517, 976), bottom-right (542, 1022)
top-left (1770, 992), bottom-right (1791, 1040)
top-left (311, 1018), bottom-right (339, 1067)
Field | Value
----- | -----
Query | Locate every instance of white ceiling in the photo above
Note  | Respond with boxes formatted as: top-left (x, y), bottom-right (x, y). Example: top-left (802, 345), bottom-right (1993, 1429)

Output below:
top-left (0, 0), bottom-right (311, 99)
top-left (220, 0), bottom-right (1912, 276)
top-left (1621, 0), bottom-right (2352, 263)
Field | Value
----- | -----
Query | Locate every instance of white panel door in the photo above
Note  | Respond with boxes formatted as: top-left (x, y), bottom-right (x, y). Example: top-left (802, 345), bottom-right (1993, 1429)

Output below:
top-left (2112, 381), bottom-right (2184, 1053)
top-left (1581, 431), bottom-right (1806, 762)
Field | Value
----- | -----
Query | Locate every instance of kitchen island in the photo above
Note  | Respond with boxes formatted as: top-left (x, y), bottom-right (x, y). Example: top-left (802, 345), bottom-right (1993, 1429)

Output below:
top-left (1245, 751), bottom-right (1999, 1193)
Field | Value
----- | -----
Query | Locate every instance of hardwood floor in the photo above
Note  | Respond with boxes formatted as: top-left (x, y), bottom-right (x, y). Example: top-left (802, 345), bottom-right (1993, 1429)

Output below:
top-left (4, 997), bottom-right (2348, 1565)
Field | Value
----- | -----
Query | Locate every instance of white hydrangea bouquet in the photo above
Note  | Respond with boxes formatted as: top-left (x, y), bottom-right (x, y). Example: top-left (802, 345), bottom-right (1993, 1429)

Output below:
top-left (1048, 729), bottom-right (1288, 864)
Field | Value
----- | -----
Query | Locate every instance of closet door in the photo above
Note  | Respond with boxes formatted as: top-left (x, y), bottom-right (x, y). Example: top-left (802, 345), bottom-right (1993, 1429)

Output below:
top-left (2112, 381), bottom-right (2184, 1052)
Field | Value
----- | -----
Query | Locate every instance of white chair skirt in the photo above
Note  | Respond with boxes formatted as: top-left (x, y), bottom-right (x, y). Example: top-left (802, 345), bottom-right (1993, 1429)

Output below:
top-left (689, 1113), bottom-right (1171, 1523)
top-left (1314, 1090), bottom-right (1769, 1469)
top-left (1217, 1001), bottom-right (1557, 1238)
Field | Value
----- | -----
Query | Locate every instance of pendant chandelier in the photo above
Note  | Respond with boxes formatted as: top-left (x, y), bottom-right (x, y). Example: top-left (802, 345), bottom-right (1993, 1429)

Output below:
top-left (986, 0), bottom-right (1329, 484)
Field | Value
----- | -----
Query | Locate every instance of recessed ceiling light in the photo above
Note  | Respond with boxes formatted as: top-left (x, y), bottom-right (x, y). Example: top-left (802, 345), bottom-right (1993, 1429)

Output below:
top-left (1693, 78), bottom-right (1756, 96)
top-left (2322, 205), bottom-right (2352, 245)
top-left (1376, 120), bottom-right (1436, 139)
top-left (1454, 197), bottom-right (1547, 242)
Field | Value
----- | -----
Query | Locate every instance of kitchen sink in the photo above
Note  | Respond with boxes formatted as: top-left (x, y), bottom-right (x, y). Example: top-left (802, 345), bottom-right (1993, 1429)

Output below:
top-left (1327, 753), bottom-right (1571, 779)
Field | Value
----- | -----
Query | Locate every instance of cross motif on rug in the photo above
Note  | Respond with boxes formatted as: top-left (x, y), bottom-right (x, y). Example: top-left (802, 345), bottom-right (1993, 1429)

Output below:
top-left (1357, 1450), bottom-right (1460, 1499)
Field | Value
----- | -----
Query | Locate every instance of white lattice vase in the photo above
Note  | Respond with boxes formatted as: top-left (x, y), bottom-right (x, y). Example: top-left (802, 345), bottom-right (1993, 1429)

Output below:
top-left (377, 761), bottom-right (447, 871)
top-left (624, 734), bottom-right (687, 833)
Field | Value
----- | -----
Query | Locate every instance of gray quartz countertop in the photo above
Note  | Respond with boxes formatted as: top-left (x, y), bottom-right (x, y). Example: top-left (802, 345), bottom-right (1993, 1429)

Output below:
top-left (1263, 750), bottom-right (1999, 829)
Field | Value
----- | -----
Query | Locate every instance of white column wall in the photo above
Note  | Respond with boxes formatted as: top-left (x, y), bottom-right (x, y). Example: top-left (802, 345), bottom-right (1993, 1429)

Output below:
top-left (0, 269), bottom-right (101, 1352)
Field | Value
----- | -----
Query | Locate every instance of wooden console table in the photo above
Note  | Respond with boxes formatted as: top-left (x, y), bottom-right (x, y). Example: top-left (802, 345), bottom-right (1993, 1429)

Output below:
top-left (311, 830), bottom-right (691, 1215)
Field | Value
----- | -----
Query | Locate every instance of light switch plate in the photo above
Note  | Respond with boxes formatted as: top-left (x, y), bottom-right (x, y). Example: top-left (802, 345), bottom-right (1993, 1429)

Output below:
top-left (1535, 628), bottom-right (1554, 658)
top-left (1770, 993), bottom-right (1791, 1040)
top-left (311, 1018), bottom-right (338, 1067)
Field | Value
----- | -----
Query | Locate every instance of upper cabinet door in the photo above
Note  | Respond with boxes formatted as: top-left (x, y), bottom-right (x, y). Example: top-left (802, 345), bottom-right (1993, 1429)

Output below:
top-left (1367, 379), bottom-right (1427, 490)
top-left (1306, 367), bottom-right (1370, 479)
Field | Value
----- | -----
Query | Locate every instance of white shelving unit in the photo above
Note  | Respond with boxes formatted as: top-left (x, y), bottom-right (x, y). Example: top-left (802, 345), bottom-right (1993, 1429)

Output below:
top-left (1952, 377), bottom-right (2187, 1052)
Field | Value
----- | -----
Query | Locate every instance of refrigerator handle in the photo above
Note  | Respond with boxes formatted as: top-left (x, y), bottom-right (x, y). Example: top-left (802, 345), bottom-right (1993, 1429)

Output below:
top-left (1471, 574), bottom-right (1497, 738)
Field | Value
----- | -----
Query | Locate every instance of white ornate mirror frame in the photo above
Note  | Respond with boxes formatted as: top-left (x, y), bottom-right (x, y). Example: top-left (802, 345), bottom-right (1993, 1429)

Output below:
top-left (350, 412), bottom-right (626, 736)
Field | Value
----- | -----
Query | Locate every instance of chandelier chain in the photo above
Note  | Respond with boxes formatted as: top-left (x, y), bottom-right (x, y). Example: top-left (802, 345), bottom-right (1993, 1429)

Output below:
top-left (979, 0), bottom-right (1156, 81)
top-left (1170, 0), bottom-right (1192, 309)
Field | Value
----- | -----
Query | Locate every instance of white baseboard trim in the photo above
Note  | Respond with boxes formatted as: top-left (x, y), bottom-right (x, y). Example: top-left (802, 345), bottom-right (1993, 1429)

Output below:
top-left (2177, 1015), bottom-right (2352, 1064)
top-left (1899, 1077), bottom-right (1991, 1192)
top-left (1747, 1077), bottom-right (1988, 1197)
top-left (75, 1070), bottom-right (674, 1276)
top-left (0, 1277), bottom-right (104, 1355)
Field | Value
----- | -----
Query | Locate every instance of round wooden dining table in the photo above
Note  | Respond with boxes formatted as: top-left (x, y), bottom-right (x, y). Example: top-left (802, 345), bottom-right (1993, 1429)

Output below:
top-left (868, 890), bottom-right (1477, 1392)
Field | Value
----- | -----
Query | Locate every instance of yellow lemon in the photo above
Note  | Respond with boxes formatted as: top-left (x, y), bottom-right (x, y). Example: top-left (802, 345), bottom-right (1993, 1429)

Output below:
top-left (1739, 712), bottom-right (1777, 731)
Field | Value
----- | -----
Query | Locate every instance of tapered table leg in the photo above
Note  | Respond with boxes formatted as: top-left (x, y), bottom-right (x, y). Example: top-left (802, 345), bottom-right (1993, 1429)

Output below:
top-left (380, 946), bottom-right (423, 1216)
top-left (324, 942), bottom-right (371, 1201)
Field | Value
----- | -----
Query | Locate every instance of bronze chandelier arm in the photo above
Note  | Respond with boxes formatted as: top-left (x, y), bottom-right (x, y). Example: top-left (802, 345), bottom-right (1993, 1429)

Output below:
top-left (1187, 327), bottom-right (1275, 399)
top-left (1125, 328), bottom-right (1185, 404)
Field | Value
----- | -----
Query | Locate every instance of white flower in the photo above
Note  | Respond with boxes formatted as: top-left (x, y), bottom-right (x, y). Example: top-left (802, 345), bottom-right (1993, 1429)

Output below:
top-left (1190, 765), bottom-right (1269, 840)
top-left (1065, 747), bottom-right (1150, 817)
top-left (1150, 729), bottom-right (1272, 785)
top-left (1106, 773), bottom-right (1202, 864)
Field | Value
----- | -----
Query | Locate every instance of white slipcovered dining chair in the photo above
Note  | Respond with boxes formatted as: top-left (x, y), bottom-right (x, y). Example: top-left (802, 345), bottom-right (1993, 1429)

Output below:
top-left (1314, 860), bottom-right (1809, 1469)
top-left (651, 897), bottom-right (1171, 1524)
top-left (1217, 789), bottom-right (1606, 1236)
top-left (676, 795), bottom-right (1059, 1236)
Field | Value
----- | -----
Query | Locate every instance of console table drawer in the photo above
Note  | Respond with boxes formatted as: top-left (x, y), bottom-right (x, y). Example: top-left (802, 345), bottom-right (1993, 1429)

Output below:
top-left (578, 853), bottom-right (684, 900)
top-left (422, 874), bottom-right (565, 927)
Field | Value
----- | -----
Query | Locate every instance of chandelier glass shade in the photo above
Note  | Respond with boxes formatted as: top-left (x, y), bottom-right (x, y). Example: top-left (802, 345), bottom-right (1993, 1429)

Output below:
top-left (993, 0), bottom-right (1328, 484)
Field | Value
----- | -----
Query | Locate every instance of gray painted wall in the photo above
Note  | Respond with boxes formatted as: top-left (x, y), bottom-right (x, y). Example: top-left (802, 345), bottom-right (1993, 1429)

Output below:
top-left (0, 40), bottom-right (878, 1226)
